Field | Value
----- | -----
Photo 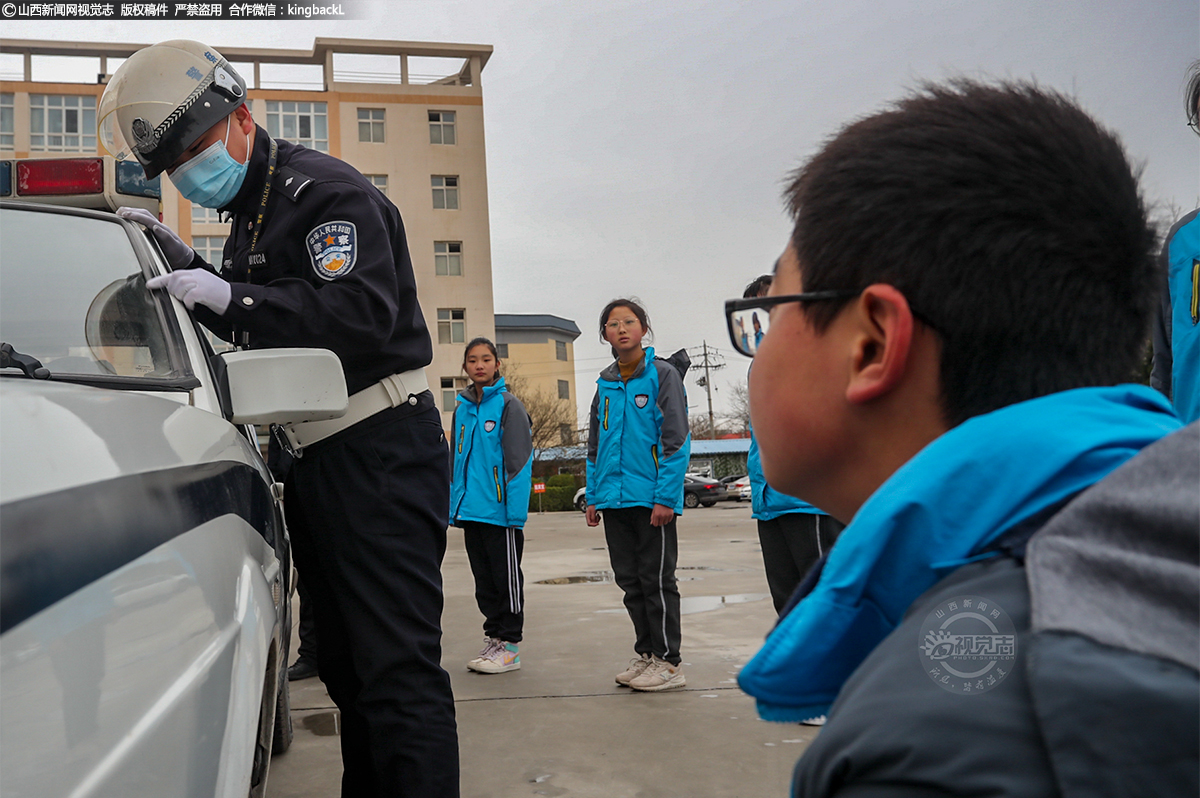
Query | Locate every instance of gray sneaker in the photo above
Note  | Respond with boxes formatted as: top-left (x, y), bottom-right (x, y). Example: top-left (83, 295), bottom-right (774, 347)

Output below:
top-left (615, 654), bottom-right (651, 686)
top-left (629, 656), bottom-right (686, 692)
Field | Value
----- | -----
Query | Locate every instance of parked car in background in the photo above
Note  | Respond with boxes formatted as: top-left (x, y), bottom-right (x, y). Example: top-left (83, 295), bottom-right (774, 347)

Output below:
top-left (574, 486), bottom-right (588, 512)
top-left (728, 476), bottom-right (752, 502)
top-left (683, 475), bottom-right (727, 508)
top-left (0, 158), bottom-right (349, 798)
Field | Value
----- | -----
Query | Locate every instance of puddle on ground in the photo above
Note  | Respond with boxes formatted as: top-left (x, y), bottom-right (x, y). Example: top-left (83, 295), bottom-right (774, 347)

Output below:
top-left (535, 570), bottom-right (613, 585)
top-left (680, 593), bottom-right (770, 615)
top-left (678, 566), bottom-right (731, 571)
top-left (302, 710), bottom-right (340, 736)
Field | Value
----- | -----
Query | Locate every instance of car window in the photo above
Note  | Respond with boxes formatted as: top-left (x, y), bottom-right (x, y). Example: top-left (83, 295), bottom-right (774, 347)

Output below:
top-left (0, 207), bottom-right (184, 381)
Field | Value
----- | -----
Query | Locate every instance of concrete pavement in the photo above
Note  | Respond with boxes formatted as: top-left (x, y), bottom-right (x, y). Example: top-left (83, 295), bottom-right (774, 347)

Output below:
top-left (266, 501), bottom-right (816, 798)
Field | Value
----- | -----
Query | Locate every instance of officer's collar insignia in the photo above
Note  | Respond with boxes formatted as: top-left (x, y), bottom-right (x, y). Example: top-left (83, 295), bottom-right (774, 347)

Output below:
top-left (484, 420), bottom-right (497, 432)
top-left (635, 394), bottom-right (649, 408)
top-left (306, 221), bottom-right (358, 281)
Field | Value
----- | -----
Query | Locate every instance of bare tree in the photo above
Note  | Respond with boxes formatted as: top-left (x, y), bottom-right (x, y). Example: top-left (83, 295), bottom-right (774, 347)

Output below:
top-left (726, 379), bottom-right (752, 434)
top-left (503, 364), bottom-right (578, 458)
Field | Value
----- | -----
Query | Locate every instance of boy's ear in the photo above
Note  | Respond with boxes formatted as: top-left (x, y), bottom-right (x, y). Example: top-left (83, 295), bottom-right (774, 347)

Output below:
top-left (844, 284), bottom-right (915, 404)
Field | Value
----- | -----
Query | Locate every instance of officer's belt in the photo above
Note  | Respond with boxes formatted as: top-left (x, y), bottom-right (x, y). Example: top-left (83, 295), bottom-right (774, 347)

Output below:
top-left (281, 368), bottom-right (429, 453)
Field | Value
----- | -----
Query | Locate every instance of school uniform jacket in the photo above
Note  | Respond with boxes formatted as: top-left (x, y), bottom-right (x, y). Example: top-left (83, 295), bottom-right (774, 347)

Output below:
top-left (190, 126), bottom-right (431, 394)
top-left (449, 378), bottom-right (533, 529)
top-left (586, 347), bottom-right (691, 515)
top-left (1151, 208), bottom-right (1200, 424)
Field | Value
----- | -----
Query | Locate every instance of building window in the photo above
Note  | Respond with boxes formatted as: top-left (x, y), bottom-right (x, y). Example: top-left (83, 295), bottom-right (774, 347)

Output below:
top-left (192, 236), bottom-right (227, 265)
top-left (558, 380), bottom-right (570, 400)
top-left (559, 424), bottom-right (574, 445)
top-left (435, 241), bottom-right (462, 276)
top-left (192, 204), bottom-right (222, 224)
top-left (429, 110), bottom-right (456, 145)
top-left (357, 108), bottom-right (385, 142)
top-left (1, 93), bottom-right (14, 149)
top-left (496, 343), bottom-right (509, 359)
top-left (431, 176), bottom-right (459, 209)
top-left (266, 101), bottom-right (328, 152)
top-left (29, 94), bottom-right (97, 152)
top-left (555, 340), bottom-right (568, 361)
top-left (437, 308), bottom-right (465, 344)
top-left (441, 376), bottom-right (467, 411)
top-left (366, 174), bottom-right (388, 196)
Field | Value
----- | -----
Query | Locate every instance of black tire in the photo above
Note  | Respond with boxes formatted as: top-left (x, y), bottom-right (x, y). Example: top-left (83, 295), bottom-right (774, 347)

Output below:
top-left (701, 500), bottom-right (716, 507)
top-left (683, 492), bottom-right (700, 509)
top-left (575, 494), bottom-right (587, 512)
top-left (272, 668), bottom-right (293, 755)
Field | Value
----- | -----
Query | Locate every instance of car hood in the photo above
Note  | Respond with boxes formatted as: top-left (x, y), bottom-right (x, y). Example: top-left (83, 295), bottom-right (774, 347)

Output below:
top-left (0, 379), bottom-right (267, 505)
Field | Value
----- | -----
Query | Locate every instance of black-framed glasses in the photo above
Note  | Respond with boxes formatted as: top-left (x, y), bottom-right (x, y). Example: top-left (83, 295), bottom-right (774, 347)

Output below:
top-left (724, 290), bottom-right (861, 357)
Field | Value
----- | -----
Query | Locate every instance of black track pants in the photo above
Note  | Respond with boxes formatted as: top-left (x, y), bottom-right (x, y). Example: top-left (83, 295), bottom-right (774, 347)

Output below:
top-left (757, 512), bottom-right (844, 615)
top-left (462, 521), bottom-right (525, 643)
top-left (602, 506), bottom-right (682, 665)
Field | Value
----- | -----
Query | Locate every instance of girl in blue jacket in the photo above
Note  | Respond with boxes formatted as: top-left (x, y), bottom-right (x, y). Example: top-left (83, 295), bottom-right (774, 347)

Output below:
top-left (450, 337), bottom-right (533, 674)
top-left (585, 299), bottom-right (691, 692)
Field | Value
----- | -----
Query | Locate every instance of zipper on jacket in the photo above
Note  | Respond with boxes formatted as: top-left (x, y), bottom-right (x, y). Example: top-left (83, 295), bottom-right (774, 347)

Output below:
top-left (603, 396), bottom-right (610, 431)
top-left (458, 424), bottom-right (465, 454)
top-left (493, 466), bottom-right (503, 502)
top-left (1191, 259), bottom-right (1198, 324)
top-left (651, 444), bottom-right (659, 471)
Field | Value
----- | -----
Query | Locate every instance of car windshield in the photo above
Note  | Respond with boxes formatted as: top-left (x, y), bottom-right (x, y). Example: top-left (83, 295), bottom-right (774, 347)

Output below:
top-left (0, 206), bottom-right (184, 382)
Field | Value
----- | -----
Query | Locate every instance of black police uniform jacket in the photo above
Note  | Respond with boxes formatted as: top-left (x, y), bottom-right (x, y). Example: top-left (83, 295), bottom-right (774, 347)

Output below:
top-left (190, 126), bottom-right (432, 394)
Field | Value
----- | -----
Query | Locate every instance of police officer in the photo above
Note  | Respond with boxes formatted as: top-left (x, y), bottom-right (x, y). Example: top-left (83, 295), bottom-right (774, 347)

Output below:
top-left (98, 40), bottom-right (458, 797)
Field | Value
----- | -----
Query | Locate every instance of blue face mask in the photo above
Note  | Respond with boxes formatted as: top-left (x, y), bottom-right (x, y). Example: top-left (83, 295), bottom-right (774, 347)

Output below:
top-left (170, 117), bottom-right (249, 209)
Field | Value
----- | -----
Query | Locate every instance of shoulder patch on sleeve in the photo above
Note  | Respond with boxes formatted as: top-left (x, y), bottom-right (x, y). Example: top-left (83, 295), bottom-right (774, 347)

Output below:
top-left (278, 167), bottom-right (315, 202)
top-left (306, 221), bottom-right (358, 281)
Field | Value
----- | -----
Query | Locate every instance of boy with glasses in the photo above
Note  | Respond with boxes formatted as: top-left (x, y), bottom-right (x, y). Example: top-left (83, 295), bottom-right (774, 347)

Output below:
top-left (733, 80), bottom-right (1197, 797)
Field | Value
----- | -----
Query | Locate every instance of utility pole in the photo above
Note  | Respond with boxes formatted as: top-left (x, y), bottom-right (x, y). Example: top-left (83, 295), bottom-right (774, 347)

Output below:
top-left (691, 341), bottom-right (724, 440)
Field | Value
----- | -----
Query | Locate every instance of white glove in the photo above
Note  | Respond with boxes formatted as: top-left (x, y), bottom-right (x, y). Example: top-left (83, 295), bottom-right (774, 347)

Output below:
top-left (117, 206), bottom-right (195, 269)
top-left (147, 269), bottom-right (232, 315)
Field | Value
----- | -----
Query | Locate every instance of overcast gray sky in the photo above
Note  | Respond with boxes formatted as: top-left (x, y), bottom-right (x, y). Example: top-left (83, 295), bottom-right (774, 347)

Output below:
top-left (7, 0), bottom-right (1198, 423)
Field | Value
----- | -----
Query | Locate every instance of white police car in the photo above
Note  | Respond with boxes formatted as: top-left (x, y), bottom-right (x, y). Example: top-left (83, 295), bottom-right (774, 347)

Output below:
top-left (0, 157), bottom-right (348, 797)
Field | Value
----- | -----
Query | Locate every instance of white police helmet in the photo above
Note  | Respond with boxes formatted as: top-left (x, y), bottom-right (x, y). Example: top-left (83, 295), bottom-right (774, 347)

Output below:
top-left (98, 40), bottom-right (246, 179)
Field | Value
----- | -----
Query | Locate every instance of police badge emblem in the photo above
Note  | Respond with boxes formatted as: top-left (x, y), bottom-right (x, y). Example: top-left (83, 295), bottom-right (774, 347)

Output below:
top-left (634, 394), bottom-right (649, 408)
top-left (484, 421), bottom-right (496, 432)
top-left (306, 221), bottom-right (358, 281)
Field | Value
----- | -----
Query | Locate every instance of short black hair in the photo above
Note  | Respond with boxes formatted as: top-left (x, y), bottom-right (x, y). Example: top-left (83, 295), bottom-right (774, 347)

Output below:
top-left (785, 79), bottom-right (1158, 426)
top-left (744, 273), bottom-right (774, 299)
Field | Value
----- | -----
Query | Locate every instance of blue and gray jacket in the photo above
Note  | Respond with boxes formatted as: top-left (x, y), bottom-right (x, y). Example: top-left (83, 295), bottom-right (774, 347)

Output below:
top-left (586, 347), bottom-right (691, 515)
top-left (449, 377), bottom-right (533, 529)
top-left (1151, 208), bottom-right (1200, 423)
top-left (747, 424), bottom-right (821, 520)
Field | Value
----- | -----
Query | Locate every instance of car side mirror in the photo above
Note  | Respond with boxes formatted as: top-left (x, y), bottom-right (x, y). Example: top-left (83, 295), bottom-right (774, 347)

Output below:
top-left (218, 348), bottom-right (348, 425)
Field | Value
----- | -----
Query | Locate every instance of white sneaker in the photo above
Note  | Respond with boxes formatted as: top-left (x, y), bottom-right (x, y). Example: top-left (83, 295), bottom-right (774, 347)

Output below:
top-left (469, 639), bottom-right (520, 674)
top-left (800, 715), bottom-right (826, 726)
top-left (629, 656), bottom-right (686, 692)
top-left (467, 638), bottom-right (502, 670)
top-left (615, 654), bottom-right (651, 686)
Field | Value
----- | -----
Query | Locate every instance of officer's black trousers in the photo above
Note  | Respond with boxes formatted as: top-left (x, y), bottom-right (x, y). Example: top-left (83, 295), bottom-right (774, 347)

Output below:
top-left (461, 521), bottom-right (525, 643)
top-left (602, 506), bottom-right (682, 665)
top-left (757, 512), bottom-right (844, 615)
top-left (286, 395), bottom-right (459, 798)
